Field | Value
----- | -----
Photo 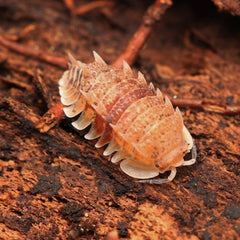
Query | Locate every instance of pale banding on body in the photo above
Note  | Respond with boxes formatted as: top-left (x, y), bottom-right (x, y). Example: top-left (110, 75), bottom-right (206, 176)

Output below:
top-left (58, 52), bottom-right (196, 184)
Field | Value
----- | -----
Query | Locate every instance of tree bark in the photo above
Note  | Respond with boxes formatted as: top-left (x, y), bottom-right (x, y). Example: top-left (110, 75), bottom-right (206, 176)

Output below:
top-left (0, 0), bottom-right (239, 239)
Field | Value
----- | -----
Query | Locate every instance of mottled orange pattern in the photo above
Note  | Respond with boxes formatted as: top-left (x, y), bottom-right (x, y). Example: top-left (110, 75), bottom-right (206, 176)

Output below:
top-left (59, 52), bottom-right (195, 183)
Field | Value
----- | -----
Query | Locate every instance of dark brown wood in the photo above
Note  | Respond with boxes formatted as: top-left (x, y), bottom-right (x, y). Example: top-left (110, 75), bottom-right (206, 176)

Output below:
top-left (0, 0), bottom-right (239, 240)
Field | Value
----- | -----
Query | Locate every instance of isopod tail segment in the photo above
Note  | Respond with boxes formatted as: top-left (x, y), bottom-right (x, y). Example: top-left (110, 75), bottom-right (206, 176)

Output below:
top-left (59, 51), bottom-right (197, 185)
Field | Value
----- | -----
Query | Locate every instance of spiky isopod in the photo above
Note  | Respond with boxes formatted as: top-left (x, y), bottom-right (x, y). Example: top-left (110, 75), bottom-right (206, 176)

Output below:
top-left (59, 52), bottom-right (196, 184)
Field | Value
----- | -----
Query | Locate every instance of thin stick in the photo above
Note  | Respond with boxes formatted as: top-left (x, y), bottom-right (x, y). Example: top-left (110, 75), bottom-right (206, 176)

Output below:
top-left (75, 1), bottom-right (114, 15)
top-left (6, 24), bottom-right (36, 42)
top-left (63, 0), bottom-right (113, 16)
top-left (38, 95), bottom-right (239, 134)
top-left (0, 35), bottom-right (67, 69)
top-left (63, 0), bottom-right (75, 13)
top-left (112, 0), bottom-right (173, 69)
top-left (171, 98), bottom-right (240, 115)
top-left (35, 103), bottom-right (65, 133)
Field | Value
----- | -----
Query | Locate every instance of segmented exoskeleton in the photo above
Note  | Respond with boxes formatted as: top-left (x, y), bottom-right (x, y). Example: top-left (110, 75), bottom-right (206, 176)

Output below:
top-left (59, 52), bottom-right (196, 184)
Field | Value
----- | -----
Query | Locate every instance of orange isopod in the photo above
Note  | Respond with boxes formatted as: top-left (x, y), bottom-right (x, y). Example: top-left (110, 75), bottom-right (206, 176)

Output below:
top-left (59, 52), bottom-right (196, 184)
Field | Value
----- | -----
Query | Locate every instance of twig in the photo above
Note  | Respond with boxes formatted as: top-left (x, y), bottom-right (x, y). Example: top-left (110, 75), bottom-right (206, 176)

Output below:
top-left (75, 1), bottom-right (114, 16)
top-left (63, 0), bottom-right (75, 13)
top-left (63, 0), bottom-right (113, 16)
top-left (6, 24), bottom-right (36, 42)
top-left (171, 98), bottom-right (240, 115)
top-left (35, 103), bottom-right (65, 133)
top-left (0, 34), bottom-right (66, 132)
top-left (37, 95), bottom-right (240, 134)
top-left (0, 35), bottom-right (67, 69)
top-left (112, 0), bottom-right (172, 69)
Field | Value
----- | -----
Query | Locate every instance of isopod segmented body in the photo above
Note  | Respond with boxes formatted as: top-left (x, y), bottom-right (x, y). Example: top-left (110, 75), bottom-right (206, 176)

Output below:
top-left (59, 52), bottom-right (196, 184)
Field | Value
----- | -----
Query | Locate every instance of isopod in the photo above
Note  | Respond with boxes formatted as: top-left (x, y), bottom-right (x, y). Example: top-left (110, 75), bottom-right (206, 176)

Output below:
top-left (59, 52), bottom-right (196, 184)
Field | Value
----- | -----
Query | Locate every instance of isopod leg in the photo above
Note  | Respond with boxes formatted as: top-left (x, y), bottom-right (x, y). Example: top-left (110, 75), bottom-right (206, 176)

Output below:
top-left (138, 167), bottom-right (177, 184)
top-left (103, 140), bottom-right (120, 156)
top-left (72, 105), bottom-right (96, 130)
top-left (182, 144), bottom-right (197, 166)
top-left (84, 114), bottom-right (105, 140)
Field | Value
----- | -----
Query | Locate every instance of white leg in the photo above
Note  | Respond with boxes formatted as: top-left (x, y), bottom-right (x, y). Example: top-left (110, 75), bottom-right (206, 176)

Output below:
top-left (182, 144), bottom-right (197, 166)
top-left (138, 167), bottom-right (177, 184)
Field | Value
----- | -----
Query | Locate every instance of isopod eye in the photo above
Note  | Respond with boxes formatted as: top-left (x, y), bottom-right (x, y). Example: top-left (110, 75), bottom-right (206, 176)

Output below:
top-left (183, 150), bottom-right (188, 155)
top-left (154, 159), bottom-right (161, 169)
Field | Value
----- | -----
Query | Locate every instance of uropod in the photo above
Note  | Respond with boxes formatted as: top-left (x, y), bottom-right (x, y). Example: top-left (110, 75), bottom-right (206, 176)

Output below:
top-left (59, 52), bottom-right (196, 184)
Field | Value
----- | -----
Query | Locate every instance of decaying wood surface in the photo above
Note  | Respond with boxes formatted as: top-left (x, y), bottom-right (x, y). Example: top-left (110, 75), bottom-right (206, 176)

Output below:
top-left (0, 0), bottom-right (239, 239)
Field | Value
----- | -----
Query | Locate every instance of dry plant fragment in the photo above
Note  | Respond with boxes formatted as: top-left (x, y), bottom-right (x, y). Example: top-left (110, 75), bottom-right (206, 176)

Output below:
top-left (75, 1), bottom-right (114, 16)
top-left (63, 0), bottom-right (114, 16)
top-left (171, 98), bottom-right (240, 115)
top-left (112, 0), bottom-right (173, 69)
top-left (6, 24), bottom-right (36, 41)
top-left (0, 35), bottom-right (67, 69)
top-left (35, 103), bottom-right (64, 133)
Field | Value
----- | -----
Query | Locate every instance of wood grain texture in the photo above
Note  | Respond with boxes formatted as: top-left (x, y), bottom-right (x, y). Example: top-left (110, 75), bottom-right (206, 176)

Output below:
top-left (0, 0), bottom-right (239, 239)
